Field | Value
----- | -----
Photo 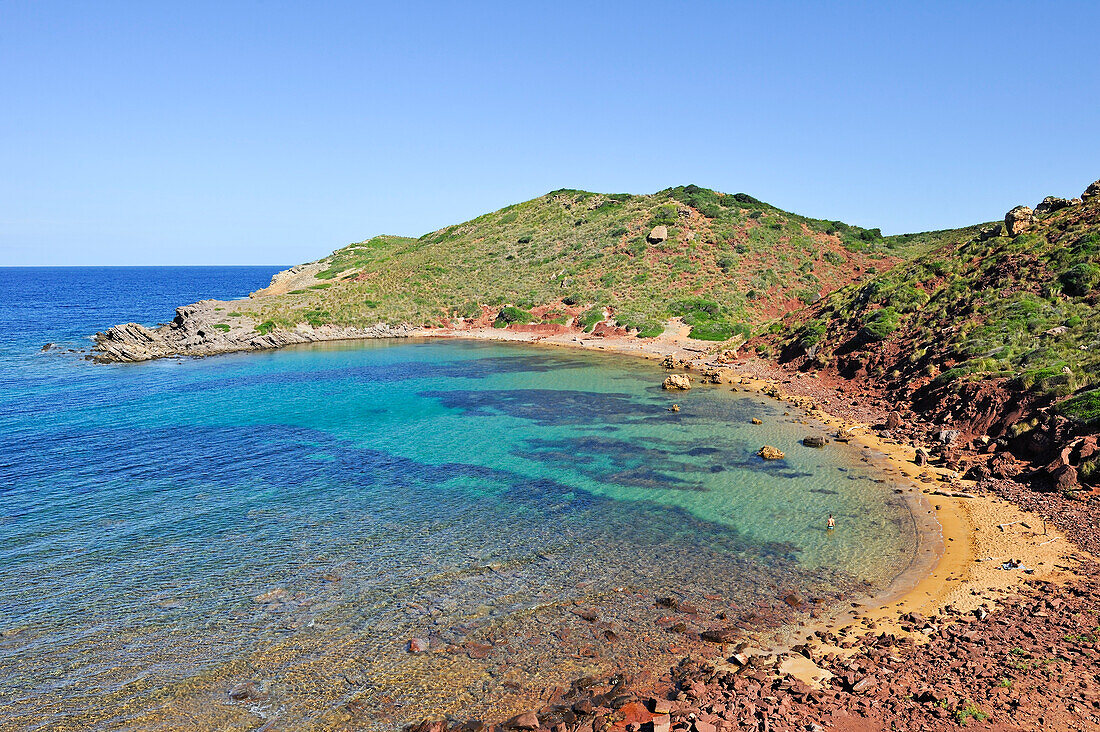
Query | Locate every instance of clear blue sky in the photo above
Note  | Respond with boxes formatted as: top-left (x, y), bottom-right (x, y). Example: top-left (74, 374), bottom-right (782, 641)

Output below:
top-left (3, 1), bottom-right (1098, 266)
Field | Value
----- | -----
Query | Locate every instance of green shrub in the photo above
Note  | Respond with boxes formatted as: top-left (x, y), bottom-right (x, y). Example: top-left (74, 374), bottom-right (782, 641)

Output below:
top-left (456, 301), bottom-right (482, 319)
top-left (255, 321), bottom-right (275, 335)
top-left (494, 306), bottom-right (536, 327)
top-left (798, 320), bottom-right (827, 349)
top-left (688, 322), bottom-right (734, 341)
top-left (1060, 263), bottom-right (1100, 296)
top-left (650, 204), bottom-right (678, 226)
top-left (228, 311), bottom-right (242, 317)
top-left (212, 323), bottom-right (230, 332)
top-left (577, 306), bottom-right (605, 332)
top-left (1056, 389), bottom-right (1100, 426)
top-left (302, 309), bottom-right (331, 327)
top-left (717, 254), bottom-right (738, 272)
top-left (670, 298), bottom-right (723, 324)
top-left (860, 308), bottom-right (900, 341)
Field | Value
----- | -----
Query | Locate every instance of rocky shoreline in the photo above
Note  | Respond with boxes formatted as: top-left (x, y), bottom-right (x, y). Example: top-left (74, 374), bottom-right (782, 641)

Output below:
top-left (91, 299), bottom-right (414, 363)
top-left (410, 559), bottom-right (1099, 732)
top-left (88, 308), bottom-right (1100, 730)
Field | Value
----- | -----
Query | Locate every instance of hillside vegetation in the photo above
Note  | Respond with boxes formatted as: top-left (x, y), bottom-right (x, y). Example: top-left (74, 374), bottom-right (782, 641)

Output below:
top-left (247, 186), bottom-right (947, 342)
top-left (767, 182), bottom-right (1100, 483)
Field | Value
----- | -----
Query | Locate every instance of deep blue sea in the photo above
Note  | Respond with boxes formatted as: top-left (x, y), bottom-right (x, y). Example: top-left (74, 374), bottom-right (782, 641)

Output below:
top-left (0, 267), bottom-right (925, 730)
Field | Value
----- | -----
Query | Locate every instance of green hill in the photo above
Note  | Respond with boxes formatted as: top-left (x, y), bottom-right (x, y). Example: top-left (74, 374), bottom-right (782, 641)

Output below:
top-left (247, 186), bottom-right (943, 342)
top-left (766, 182), bottom-right (1100, 486)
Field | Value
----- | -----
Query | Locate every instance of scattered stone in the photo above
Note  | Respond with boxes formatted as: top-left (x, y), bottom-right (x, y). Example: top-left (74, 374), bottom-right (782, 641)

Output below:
top-left (408, 637), bottom-right (430, 653)
top-left (663, 374), bottom-right (691, 390)
top-left (751, 418), bottom-right (763, 425)
top-left (667, 404), bottom-right (680, 412)
top-left (700, 627), bottom-right (739, 643)
top-left (758, 445), bottom-right (785, 460)
top-left (254, 588), bottom-right (288, 604)
top-left (503, 711), bottom-right (540, 730)
top-left (228, 681), bottom-right (262, 701)
top-left (572, 608), bottom-right (598, 622)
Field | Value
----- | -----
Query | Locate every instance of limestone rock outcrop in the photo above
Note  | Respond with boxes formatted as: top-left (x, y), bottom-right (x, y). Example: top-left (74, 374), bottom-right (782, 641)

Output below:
top-left (647, 225), bottom-right (668, 244)
top-left (93, 299), bottom-right (413, 363)
top-left (1005, 205), bottom-right (1033, 236)
top-left (662, 373), bottom-right (692, 390)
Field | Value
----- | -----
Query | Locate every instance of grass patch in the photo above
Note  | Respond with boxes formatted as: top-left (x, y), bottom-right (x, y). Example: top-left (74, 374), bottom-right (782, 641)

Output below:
top-left (1056, 389), bottom-right (1100, 427)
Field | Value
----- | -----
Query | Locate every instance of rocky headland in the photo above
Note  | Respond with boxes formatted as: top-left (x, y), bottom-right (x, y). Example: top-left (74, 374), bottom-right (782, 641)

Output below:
top-left (92, 299), bottom-right (414, 363)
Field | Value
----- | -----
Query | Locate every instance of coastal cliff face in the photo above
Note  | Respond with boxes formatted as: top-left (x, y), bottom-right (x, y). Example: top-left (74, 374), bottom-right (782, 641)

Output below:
top-left (92, 299), bottom-right (413, 363)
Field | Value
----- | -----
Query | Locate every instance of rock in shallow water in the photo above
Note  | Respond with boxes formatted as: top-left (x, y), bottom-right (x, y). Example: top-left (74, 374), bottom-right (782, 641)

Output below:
top-left (758, 445), bottom-right (785, 460)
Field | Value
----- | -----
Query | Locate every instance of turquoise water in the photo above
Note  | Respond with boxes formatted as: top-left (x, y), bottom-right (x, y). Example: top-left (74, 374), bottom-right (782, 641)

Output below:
top-left (0, 268), bottom-right (921, 730)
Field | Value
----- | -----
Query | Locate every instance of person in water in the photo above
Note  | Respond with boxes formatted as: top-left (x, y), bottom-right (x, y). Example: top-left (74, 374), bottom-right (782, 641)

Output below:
top-left (827, 514), bottom-right (836, 530)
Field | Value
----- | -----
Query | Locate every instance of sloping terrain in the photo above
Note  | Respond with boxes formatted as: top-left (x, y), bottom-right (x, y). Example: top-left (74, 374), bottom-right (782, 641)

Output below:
top-left (242, 186), bottom-right (941, 341)
top-left (763, 180), bottom-right (1100, 489)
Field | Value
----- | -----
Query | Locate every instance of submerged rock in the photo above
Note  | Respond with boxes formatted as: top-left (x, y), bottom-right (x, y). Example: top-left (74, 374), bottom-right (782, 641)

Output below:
top-left (758, 445), bottom-right (785, 460)
top-left (803, 436), bottom-right (827, 448)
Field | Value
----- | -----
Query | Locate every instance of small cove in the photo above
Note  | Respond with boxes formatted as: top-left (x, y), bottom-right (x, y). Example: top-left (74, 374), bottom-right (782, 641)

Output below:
top-left (0, 268), bottom-right (933, 730)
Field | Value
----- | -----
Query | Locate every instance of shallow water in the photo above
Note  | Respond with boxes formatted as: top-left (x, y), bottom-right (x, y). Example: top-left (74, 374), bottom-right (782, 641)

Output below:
top-left (0, 268), bottom-right (921, 729)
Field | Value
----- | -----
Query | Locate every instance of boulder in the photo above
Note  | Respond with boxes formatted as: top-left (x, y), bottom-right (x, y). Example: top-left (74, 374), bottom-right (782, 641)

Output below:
top-left (915, 448), bottom-right (930, 466)
top-left (758, 445), bottom-right (785, 460)
top-left (700, 368), bottom-right (723, 384)
top-left (663, 374), bottom-right (692, 390)
top-left (803, 436), bottom-right (827, 448)
top-left (407, 637), bottom-right (429, 653)
top-left (647, 225), bottom-right (668, 244)
top-left (700, 627), bottom-right (740, 643)
top-left (228, 681), bottom-right (263, 701)
top-left (885, 411), bottom-right (904, 431)
top-left (504, 712), bottom-right (541, 730)
top-left (1005, 205), bottom-right (1033, 236)
top-left (1083, 179), bottom-right (1100, 201)
top-left (938, 429), bottom-right (959, 445)
top-left (977, 222), bottom-right (1004, 241)
top-left (1034, 196), bottom-right (1071, 216)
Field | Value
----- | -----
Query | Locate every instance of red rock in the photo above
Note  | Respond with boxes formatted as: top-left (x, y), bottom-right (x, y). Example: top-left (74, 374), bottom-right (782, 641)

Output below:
top-left (504, 711), bottom-right (540, 729)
